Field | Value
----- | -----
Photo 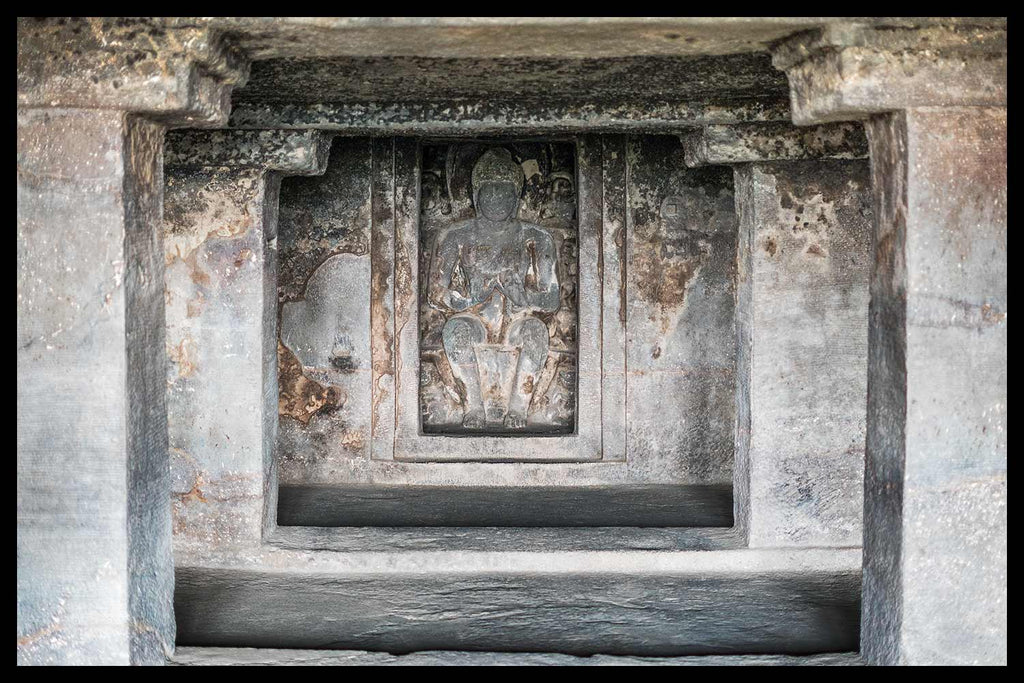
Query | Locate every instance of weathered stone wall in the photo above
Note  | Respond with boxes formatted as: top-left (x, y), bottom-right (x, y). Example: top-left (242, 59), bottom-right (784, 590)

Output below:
top-left (162, 130), bottom-right (331, 562)
top-left (734, 160), bottom-right (871, 547)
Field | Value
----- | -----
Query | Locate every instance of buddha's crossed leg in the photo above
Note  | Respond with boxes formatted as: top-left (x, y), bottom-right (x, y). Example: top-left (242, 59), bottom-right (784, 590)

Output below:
top-left (504, 316), bottom-right (550, 429)
top-left (441, 314), bottom-right (487, 428)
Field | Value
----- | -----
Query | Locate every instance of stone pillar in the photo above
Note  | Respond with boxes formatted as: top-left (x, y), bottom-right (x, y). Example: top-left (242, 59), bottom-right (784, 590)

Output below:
top-left (774, 24), bottom-right (1007, 665)
top-left (163, 131), bottom-right (331, 561)
top-left (17, 18), bottom-right (247, 665)
top-left (683, 121), bottom-right (873, 548)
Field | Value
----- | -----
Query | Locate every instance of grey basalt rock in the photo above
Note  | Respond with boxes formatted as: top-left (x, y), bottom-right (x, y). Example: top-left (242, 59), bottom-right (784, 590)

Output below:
top-left (17, 17), bottom-right (248, 127)
top-left (16, 16), bottom-right (1008, 667)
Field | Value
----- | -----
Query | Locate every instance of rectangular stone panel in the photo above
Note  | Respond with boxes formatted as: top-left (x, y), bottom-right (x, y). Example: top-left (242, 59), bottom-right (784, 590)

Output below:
top-left (418, 141), bottom-right (579, 436)
top-left (625, 136), bottom-right (738, 484)
top-left (276, 138), bottom-right (374, 478)
top-left (733, 159), bottom-right (872, 548)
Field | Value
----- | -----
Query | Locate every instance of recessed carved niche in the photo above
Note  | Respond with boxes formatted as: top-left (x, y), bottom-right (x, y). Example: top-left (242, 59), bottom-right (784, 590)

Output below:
top-left (276, 135), bottom-right (737, 480)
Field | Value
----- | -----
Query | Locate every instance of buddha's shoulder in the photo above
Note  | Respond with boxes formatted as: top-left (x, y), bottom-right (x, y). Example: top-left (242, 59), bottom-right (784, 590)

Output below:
top-left (520, 222), bottom-right (555, 242)
top-left (436, 219), bottom-right (477, 243)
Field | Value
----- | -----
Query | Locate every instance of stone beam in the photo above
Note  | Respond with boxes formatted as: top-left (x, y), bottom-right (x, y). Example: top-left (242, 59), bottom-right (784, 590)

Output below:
top-left (207, 17), bottom-right (1002, 60)
top-left (227, 97), bottom-right (792, 134)
top-left (171, 647), bottom-right (864, 666)
top-left (17, 18), bottom-right (249, 666)
top-left (681, 121), bottom-right (867, 166)
top-left (772, 24), bottom-right (1006, 125)
top-left (163, 130), bottom-right (332, 563)
top-left (774, 23), bottom-right (1007, 665)
top-left (685, 122), bottom-right (873, 550)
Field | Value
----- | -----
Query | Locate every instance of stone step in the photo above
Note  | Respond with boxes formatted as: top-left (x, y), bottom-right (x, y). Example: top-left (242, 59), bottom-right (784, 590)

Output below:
top-left (174, 548), bottom-right (861, 656)
top-left (171, 646), bottom-right (863, 666)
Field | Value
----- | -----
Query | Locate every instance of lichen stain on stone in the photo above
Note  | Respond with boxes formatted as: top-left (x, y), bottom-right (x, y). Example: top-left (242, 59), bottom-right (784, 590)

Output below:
top-left (633, 236), bottom-right (710, 334)
top-left (278, 341), bottom-right (344, 425)
top-left (167, 335), bottom-right (198, 378)
top-left (774, 187), bottom-right (838, 265)
top-left (163, 173), bottom-right (258, 268)
top-left (339, 428), bottom-right (366, 450)
top-left (185, 291), bottom-right (206, 318)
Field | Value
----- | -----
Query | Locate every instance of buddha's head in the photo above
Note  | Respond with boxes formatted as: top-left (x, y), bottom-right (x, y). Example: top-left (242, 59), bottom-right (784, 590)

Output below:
top-left (471, 148), bottom-right (524, 222)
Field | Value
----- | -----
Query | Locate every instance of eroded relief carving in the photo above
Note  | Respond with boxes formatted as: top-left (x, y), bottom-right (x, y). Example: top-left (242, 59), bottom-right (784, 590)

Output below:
top-left (420, 143), bottom-right (578, 434)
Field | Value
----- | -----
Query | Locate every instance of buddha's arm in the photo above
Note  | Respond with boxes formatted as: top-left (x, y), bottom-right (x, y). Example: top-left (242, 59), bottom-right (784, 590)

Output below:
top-left (523, 231), bottom-right (561, 312)
top-left (430, 234), bottom-right (472, 311)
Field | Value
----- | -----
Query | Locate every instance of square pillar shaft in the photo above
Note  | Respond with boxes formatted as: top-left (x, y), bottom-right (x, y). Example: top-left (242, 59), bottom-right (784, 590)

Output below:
top-left (163, 131), bottom-right (331, 560)
top-left (17, 18), bottom-right (247, 665)
top-left (862, 107), bottom-right (1006, 665)
top-left (17, 108), bottom-right (172, 665)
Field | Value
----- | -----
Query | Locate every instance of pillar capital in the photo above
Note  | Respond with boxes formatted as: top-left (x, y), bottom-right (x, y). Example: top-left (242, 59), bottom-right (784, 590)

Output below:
top-left (771, 23), bottom-right (1006, 125)
top-left (164, 129), bottom-right (333, 175)
top-left (681, 121), bottom-right (867, 167)
top-left (17, 17), bottom-right (249, 127)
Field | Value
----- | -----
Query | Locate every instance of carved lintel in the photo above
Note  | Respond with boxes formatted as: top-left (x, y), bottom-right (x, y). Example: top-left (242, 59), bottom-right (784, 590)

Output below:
top-left (681, 121), bottom-right (868, 167)
top-left (17, 17), bottom-right (249, 127)
top-left (164, 130), bottom-right (333, 175)
top-left (227, 97), bottom-right (793, 133)
top-left (771, 23), bottom-right (1007, 125)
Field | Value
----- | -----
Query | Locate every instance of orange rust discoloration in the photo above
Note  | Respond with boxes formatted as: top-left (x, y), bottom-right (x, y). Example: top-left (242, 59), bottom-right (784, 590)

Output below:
top-left (17, 623), bottom-right (62, 650)
top-left (633, 245), bottom-right (702, 309)
top-left (167, 336), bottom-right (198, 378)
top-left (233, 247), bottom-right (253, 269)
top-left (339, 428), bottom-right (367, 450)
top-left (632, 234), bottom-right (710, 336)
top-left (175, 472), bottom-right (208, 504)
top-left (186, 291), bottom-right (206, 318)
top-left (981, 303), bottom-right (1006, 324)
top-left (184, 249), bottom-right (211, 287)
top-left (278, 341), bottom-right (343, 425)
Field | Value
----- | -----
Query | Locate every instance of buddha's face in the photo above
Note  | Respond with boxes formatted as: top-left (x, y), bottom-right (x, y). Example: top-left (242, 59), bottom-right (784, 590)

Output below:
top-left (476, 182), bottom-right (519, 222)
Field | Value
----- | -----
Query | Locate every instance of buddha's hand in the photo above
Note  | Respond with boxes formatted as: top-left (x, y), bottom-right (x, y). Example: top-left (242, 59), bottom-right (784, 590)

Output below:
top-left (499, 272), bottom-right (527, 306)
